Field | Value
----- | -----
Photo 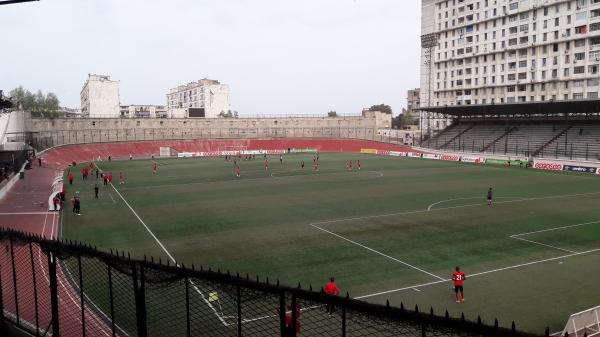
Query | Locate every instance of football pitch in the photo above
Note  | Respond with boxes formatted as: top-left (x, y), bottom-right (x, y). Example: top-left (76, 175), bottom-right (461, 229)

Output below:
top-left (62, 153), bottom-right (600, 334)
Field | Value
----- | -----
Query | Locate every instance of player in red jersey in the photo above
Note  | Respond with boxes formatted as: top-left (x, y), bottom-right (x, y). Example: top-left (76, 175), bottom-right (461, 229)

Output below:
top-left (119, 172), bottom-right (125, 185)
top-left (235, 166), bottom-right (240, 178)
top-left (357, 160), bottom-right (361, 170)
top-left (313, 162), bottom-right (319, 172)
top-left (108, 172), bottom-right (113, 184)
top-left (348, 161), bottom-right (353, 170)
top-left (68, 173), bottom-right (74, 185)
top-left (152, 163), bottom-right (158, 174)
top-left (451, 266), bottom-right (466, 303)
top-left (264, 159), bottom-right (269, 171)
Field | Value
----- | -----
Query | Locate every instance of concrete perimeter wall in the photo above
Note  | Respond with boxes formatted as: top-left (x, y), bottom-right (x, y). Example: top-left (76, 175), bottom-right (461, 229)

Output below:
top-left (18, 112), bottom-right (394, 150)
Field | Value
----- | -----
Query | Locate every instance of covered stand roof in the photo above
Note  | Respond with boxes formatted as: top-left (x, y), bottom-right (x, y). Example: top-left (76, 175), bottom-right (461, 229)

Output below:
top-left (419, 99), bottom-right (600, 117)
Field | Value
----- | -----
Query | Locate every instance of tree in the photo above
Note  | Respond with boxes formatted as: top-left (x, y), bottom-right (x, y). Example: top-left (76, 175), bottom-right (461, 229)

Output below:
top-left (368, 104), bottom-right (392, 115)
top-left (9, 86), bottom-right (61, 117)
top-left (218, 110), bottom-right (239, 118)
top-left (327, 110), bottom-right (337, 117)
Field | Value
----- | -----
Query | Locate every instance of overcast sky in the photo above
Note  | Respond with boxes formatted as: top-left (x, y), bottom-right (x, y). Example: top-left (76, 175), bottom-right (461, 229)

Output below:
top-left (0, 0), bottom-right (421, 116)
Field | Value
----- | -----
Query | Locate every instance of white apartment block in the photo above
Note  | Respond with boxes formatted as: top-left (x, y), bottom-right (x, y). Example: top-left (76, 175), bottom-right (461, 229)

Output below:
top-left (420, 0), bottom-right (600, 130)
top-left (80, 74), bottom-right (120, 118)
top-left (120, 105), bottom-right (167, 118)
top-left (166, 79), bottom-right (230, 118)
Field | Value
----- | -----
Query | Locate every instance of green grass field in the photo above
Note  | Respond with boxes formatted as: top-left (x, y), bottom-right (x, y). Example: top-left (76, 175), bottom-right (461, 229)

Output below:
top-left (61, 153), bottom-right (600, 334)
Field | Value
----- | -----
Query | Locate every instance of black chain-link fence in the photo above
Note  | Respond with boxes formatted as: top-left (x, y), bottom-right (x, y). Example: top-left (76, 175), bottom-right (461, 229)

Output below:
top-left (0, 229), bottom-right (546, 337)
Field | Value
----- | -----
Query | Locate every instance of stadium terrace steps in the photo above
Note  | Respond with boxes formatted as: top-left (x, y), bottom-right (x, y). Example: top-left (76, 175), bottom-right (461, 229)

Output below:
top-left (532, 125), bottom-right (573, 158)
top-left (545, 125), bottom-right (600, 160)
top-left (481, 126), bottom-right (518, 152)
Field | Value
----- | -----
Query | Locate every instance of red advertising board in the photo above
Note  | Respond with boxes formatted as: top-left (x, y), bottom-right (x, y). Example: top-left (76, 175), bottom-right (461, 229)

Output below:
top-left (534, 162), bottom-right (563, 171)
top-left (440, 155), bottom-right (460, 162)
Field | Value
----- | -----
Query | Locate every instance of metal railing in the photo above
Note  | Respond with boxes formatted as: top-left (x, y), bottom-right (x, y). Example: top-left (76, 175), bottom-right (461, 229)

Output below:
top-left (0, 228), bottom-right (546, 337)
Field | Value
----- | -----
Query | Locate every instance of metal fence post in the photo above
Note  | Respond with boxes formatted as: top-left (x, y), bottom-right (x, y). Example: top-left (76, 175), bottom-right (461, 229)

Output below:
top-left (48, 250), bottom-right (60, 337)
top-left (342, 306), bottom-right (346, 337)
top-left (9, 238), bottom-right (19, 326)
top-left (237, 285), bottom-right (242, 337)
top-left (28, 242), bottom-right (39, 336)
top-left (107, 264), bottom-right (115, 337)
top-left (0, 259), bottom-right (4, 322)
top-left (78, 255), bottom-right (86, 337)
top-left (132, 263), bottom-right (148, 337)
top-left (185, 277), bottom-right (191, 337)
top-left (290, 294), bottom-right (297, 337)
top-left (279, 291), bottom-right (286, 337)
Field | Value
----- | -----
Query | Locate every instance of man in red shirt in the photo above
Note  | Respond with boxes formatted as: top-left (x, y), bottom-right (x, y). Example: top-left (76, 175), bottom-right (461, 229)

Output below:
top-left (68, 173), bottom-right (74, 186)
top-left (152, 163), bottom-right (157, 174)
top-left (324, 277), bottom-right (340, 314)
top-left (452, 266), bottom-right (466, 303)
top-left (235, 166), bottom-right (240, 178)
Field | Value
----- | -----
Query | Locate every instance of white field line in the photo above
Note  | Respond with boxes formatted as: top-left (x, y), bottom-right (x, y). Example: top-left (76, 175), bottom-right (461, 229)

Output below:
top-left (426, 196), bottom-right (517, 211)
top-left (57, 208), bottom-right (130, 336)
top-left (108, 193), bottom-right (116, 204)
top-left (50, 213), bottom-right (113, 336)
top-left (510, 236), bottom-right (578, 254)
top-left (355, 247), bottom-right (600, 300)
top-left (309, 223), bottom-right (445, 281)
top-left (105, 178), bottom-right (229, 327)
top-left (37, 213), bottom-right (108, 336)
top-left (0, 212), bottom-right (55, 215)
top-left (311, 191), bottom-right (600, 228)
top-left (511, 220), bottom-right (600, 238)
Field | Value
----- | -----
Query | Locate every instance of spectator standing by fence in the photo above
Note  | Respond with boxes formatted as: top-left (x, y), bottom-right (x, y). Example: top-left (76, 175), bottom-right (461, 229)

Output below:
top-left (324, 277), bottom-right (340, 314)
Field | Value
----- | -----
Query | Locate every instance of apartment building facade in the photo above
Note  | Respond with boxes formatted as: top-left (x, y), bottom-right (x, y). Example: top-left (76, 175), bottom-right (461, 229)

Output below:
top-left (166, 79), bottom-right (230, 118)
top-left (80, 74), bottom-right (120, 118)
top-left (420, 0), bottom-right (600, 118)
top-left (120, 105), bottom-right (167, 118)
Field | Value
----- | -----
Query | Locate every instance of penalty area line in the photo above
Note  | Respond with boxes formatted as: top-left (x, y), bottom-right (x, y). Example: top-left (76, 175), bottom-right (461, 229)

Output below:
top-left (355, 246), bottom-right (600, 300)
top-left (309, 223), bottom-right (445, 281)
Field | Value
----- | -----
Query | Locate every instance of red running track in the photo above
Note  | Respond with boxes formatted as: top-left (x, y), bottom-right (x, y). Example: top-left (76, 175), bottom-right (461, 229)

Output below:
top-left (39, 139), bottom-right (416, 169)
top-left (0, 139), bottom-right (417, 336)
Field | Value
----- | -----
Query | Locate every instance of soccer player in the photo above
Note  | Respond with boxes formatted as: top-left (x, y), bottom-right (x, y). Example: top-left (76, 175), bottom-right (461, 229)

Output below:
top-left (264, 159), bottom-right (269, 171)
top-left (357, 160), bottom-right (361, 170)
top-left (280, 155), bottom-right (283, 165)
top-left (103, 174), bottom-right (108, 186)
top-left (487, 187), bottom-right (493, 206)
top-left (68, 173), bottom-right (74, 186)
top-left (235, 166), bottom-right (240, 178)
top-left (301, 161), bottom-right (305, 169)
top-left (119, 172), bottom-right (125, 185)
top-left (348, 161), bottom-right (353, 170)
top-left (94, 183), bottom-right (99, 198)
top-left (52, 194), bottom-right (60, 211)
top-left (108, 172), bottom-right (113, 185)
top-left (324, 277), bottom-right (341, 314)
top-left (452, 266), bottom-right (465, 303)
top-left (152, 163), bottom-right (158, 174)
top-left (313, 162), bottom-right (319, 172)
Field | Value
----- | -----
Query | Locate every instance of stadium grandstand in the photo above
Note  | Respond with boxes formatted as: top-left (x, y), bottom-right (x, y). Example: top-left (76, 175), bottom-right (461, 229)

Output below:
top-left (419, 100), bottom-right (600, 161)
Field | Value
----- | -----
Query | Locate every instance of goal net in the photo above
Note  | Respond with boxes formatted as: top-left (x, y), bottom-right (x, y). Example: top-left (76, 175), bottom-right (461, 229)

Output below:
top-left (159, 147), bottom-right (179, 157)
top-left (560, 305), bottom-right (600, 337)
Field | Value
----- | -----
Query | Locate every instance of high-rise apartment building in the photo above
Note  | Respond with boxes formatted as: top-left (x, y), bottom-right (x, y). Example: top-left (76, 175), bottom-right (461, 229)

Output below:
top-left (80, 74), bottom-right (120, 118)
top-left (166, 79), bottom-right (230, 118)
top-left (420, 0), bottom-right (600, 131)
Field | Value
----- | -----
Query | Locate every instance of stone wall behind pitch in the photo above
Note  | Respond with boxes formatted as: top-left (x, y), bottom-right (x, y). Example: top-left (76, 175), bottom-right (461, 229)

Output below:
top-left (17, 111), bottom-right (393, 150)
